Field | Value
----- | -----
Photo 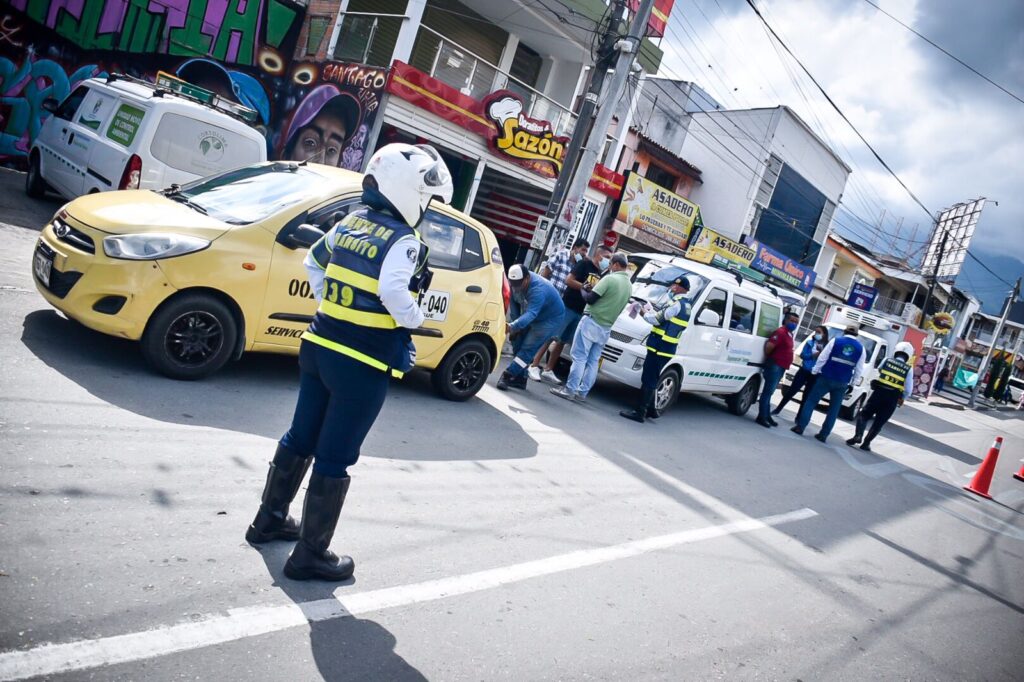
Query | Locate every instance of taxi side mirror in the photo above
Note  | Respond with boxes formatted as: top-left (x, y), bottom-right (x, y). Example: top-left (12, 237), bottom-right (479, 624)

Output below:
top-left (697, 309), bottom-right (721, 327)
top-left (282, 223), bottom-right (324, 250)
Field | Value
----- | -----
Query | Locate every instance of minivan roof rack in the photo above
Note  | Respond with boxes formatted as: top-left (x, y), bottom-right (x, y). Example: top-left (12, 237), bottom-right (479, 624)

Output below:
top-left (104, 72), bottom-right (258, 124)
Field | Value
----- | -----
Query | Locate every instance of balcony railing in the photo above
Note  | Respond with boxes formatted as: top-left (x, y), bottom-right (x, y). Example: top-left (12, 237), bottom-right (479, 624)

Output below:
top-left (414, 26), bottom-right (578, 138)
top-left (873, 295), bottom-right (907, 317)
top-left (822, 279), bottom-right (848, 299)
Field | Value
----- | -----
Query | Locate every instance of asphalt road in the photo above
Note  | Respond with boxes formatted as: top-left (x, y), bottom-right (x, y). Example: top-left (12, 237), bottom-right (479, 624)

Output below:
top-left (1, 170), bottom-right (1022, 680)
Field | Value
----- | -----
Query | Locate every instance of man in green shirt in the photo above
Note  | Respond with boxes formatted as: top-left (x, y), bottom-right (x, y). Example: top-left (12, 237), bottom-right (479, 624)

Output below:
top-left (552, 253), bottom-right (633, 402)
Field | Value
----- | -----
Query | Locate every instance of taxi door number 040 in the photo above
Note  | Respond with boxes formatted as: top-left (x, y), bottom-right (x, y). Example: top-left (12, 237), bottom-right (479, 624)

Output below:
top-left (420, 290), bottom-right (450, 322)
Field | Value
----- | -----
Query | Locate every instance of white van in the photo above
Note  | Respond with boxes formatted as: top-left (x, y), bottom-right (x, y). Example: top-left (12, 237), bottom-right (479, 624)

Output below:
top-left (780, 323), bottom-right (890, 418)
top-left (26, 74), bottom-right (266, 200)
top-left (598, 253), bottom-right (789, 416)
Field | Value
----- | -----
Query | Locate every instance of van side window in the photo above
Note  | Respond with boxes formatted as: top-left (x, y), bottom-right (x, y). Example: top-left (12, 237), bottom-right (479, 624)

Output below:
top-left (875, 344), bottom-right (888, 368)
top-left (757, 303), bottom-right (782, 338)
top-left (730, 295), bottom-right (757, 333)
top-left (55, 86), bottom-right (89, 121)
top-left (696, 288), bottom-right (728, 327)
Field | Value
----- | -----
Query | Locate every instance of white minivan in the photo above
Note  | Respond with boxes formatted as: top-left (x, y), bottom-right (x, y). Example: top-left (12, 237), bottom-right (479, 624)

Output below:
top-left (26, 74), bottom-right (266, 200)
top-left (598, 253), bottom-right (789, 416)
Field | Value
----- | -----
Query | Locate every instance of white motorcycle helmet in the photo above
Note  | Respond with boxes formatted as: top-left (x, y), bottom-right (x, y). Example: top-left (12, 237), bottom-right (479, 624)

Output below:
top-left (363, 143), bottom-right (453, 227)
top-left (894, 341), bottom-right (914, 359)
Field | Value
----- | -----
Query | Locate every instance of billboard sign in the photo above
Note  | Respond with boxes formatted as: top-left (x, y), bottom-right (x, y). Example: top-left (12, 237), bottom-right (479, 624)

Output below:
top-left (923, 198), bottom-right (986, 282)
top-left (847, 283), bottom-right (878, 311)
top-left (616, 172), bottom-right (703, 251)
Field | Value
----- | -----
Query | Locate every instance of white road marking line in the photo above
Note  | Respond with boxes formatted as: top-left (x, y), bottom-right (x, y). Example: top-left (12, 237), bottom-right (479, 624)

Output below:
top-left (0, 508), bottom-right (817, 681)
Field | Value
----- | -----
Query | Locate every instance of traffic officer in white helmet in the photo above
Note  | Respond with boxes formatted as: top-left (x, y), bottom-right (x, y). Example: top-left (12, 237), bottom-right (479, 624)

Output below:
top-left (246, 144), bottom-right (453, 581)
top-left (846, 341), bottom-right (915, 451)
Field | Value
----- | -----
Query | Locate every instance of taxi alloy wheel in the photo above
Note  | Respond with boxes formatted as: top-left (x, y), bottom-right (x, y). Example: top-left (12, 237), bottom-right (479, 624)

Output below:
top-left (432, 339), bottom-right (492, 402)
top-left (654, 368), bottom-right (681, 412)
top-left (142, 293), bottom-right (238, 380)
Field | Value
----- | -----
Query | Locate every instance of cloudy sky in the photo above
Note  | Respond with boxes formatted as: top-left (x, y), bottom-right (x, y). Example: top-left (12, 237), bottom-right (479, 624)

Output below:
top-left (658, 0), bottom-right (1023, 311)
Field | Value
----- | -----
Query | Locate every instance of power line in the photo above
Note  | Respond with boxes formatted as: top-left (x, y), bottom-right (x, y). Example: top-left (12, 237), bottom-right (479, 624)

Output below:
top-left (742, 0), bottom-right (933, 220)
top-left (860, 0), bottom-right (1024, 106)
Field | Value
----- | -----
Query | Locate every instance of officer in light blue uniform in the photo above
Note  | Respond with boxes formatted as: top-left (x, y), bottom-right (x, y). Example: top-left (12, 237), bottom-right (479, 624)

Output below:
top-left (792, 325), bottom-right (865, 443)
top-left (246, 144), bottom-right (454, 582)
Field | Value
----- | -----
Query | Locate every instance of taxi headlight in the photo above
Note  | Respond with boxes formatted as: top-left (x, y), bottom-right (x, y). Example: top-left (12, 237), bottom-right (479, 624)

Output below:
top-left (103, 233), bottom-right (210, 260)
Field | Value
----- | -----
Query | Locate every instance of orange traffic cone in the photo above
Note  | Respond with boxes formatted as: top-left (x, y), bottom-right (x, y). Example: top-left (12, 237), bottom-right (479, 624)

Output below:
top-left (964, 436), bottom-right (1002, 500)
top-left (1014, 463), bottom-right (1024, 483)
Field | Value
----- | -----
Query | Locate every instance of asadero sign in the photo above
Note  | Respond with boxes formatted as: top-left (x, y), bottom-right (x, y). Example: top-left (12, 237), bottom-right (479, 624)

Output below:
top-left (654, 189), bottom-right (696, 217)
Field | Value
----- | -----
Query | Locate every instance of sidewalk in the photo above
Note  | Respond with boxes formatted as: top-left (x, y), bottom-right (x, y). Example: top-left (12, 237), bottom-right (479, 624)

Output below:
top-left (925, 385), bottom-right (1022, 413)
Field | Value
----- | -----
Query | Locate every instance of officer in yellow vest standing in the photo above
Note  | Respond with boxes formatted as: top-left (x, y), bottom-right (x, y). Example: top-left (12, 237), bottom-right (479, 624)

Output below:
top-left (246, 144), bottom-right (453, 581)
top-left (846, 342), bottom-right (915, 452)
top-left (620, 276), bottom-right (691, 423)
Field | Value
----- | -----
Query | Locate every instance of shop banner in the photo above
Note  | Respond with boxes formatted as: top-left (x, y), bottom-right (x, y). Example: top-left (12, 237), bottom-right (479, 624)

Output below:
top-left (616, 172), bottom-right (702, 251)
top-left (749, 241), bottom-right (816, 293)
top-left (0, 3), bottom-right (384, 172)
top-left (628, 0), bottom-right (675, 38)
top-left (847, 282), bottom-right (878, 311)
top-left (685, 227), bottom-right (764, 281)
top-left (589, 164), bottom-right (625, 199)
top-left (913, 347), bottom-right (944, 398)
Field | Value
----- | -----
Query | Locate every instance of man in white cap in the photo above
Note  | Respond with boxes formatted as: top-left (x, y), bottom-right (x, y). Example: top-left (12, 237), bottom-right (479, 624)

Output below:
top-left (498, 265), bottom-right (566, 390)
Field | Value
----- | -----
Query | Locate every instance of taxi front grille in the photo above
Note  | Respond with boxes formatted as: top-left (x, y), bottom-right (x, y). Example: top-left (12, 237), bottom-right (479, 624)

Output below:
top-left (54, 220), bottom-right (96, 254)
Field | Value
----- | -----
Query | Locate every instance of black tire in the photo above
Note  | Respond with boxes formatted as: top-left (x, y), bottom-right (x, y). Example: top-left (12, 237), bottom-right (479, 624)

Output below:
top-left (841, 394), bottom-right (865, 420)
top-left (25, 152), bottom-right (47, 199)
top-left (431, 339), bottom-right (492, 401)
top-left (652, 367), bottom-right (681, 414)
top-left (727, 375), bottom-right (761, 416)
top-left (141, 293), bottom-right (237, 380)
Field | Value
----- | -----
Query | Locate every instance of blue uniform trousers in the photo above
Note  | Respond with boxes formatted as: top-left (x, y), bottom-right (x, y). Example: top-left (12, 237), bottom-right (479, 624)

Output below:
top-left (796, 376), bottom-right (848, 438)
top-left (507, 315), bottom-right (564, 377)
top-left (280, 340), bottom-right (389, 478)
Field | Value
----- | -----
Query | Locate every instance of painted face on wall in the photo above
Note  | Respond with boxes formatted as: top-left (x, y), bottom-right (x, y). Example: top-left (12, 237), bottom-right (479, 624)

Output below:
top-left (290, 109), bottom-right (348, 166)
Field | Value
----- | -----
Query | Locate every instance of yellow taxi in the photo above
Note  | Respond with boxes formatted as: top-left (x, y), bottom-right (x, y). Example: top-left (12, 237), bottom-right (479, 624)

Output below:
top-left (31, 161), bottom-right (509, 400)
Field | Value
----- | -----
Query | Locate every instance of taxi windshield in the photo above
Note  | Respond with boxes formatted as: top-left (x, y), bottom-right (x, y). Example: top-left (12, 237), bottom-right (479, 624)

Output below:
top-left (166, 164), bottom-right (325, 224)
top-left (631, 261), bottom-right (707, 305)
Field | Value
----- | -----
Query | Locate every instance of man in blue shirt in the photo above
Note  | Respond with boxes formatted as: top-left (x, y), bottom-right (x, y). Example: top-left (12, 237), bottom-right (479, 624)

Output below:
top-left (498, 264), bottom-right (566, 391)
top-left (792, 326), bottom-right (865, 443)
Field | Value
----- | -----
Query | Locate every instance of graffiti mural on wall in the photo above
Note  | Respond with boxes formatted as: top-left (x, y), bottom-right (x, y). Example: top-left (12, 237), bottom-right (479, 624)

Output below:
top-left (1, 3), bottom-right (388, 174)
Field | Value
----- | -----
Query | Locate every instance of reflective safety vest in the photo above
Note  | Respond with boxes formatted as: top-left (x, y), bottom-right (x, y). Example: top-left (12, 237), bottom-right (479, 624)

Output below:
top-left (303, 209), bottom-right (423, 378)
top-left (876, 357), bottom-right (911, 392)
top-left (819, 336), bottom-right (864, 384)
top-left (646, 294), bottom-right (691, 358)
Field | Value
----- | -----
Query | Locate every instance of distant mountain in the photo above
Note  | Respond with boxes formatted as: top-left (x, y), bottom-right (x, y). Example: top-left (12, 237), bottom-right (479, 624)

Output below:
top-left (954, 250), bottom-right (1024, 314)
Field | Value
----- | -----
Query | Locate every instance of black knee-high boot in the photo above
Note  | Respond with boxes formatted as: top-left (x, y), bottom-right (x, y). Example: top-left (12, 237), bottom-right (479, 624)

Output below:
top-left (283, 472), bottom-right (355, 581)
top-left (246, 445), bottom-right (311, 544)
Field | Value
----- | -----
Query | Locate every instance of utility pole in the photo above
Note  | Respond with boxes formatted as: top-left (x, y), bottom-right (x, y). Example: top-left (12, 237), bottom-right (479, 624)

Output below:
top-left (969, 277), bottom-right (1021, 409)
top-left (522, 0), bottom-right (625, 268)
top-left (919, 222), bottom-right (947, 323)
top-left (529, 0), bottom-right (656, 265)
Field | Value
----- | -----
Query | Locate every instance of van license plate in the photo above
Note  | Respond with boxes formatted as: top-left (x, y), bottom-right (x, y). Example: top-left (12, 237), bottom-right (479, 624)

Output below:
top-left (33, 248), bottom-right (53, 287)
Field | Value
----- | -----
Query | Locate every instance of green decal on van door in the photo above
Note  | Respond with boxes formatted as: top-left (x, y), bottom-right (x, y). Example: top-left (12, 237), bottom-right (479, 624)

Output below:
top-left (106, 104), bottom-right (146, 147)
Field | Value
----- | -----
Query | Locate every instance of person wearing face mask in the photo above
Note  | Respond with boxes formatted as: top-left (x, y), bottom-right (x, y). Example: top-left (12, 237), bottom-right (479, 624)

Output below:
top-left (526, 245), bottom-right (612, 384)
top-left (773, 325), bottom-right (830, 415)
top-left (755, 311), bottom-right (801, 428)
top-left (497, 265), bottom-right (566, 390)
top-left (528, 239), bottom-right (590, 381)
top-left (620, 275), bottom-right (691, 423)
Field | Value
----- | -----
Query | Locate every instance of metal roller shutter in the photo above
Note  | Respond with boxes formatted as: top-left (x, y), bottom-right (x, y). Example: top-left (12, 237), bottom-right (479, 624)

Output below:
top-left (470, 168), bottom-right (551, 247)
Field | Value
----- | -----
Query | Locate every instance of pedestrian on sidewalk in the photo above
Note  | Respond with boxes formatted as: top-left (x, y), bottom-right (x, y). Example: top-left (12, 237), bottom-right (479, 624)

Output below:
top-left (620, 276), bottom-right (692, 423)
top-left (552, 253), bottom-right (632, 403)
top-left (497, 264), bottom-right (565, 391)
top-left (934, 361), bottom-right (950, 394)
top-left (792, 325), bottom-right (865, 443)
top-left (846, 342), bottom-right (914, 451)
top-left (528, 245), bottom-right (611, 383)
top-left (774, 325), bottom-right (829, 415)
top-left (246, 144), bottom-right (453, 581)
top-left (755, 311), bottom-right (800, 428)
